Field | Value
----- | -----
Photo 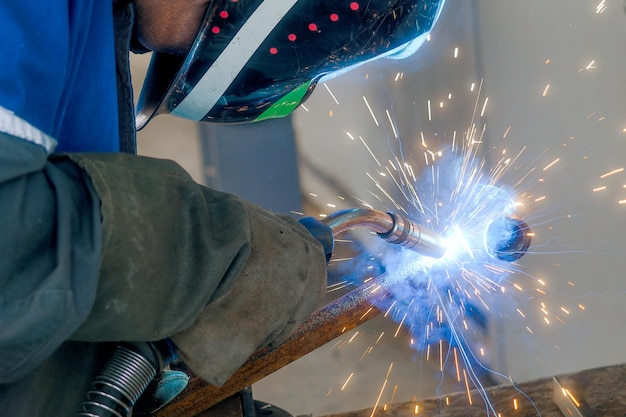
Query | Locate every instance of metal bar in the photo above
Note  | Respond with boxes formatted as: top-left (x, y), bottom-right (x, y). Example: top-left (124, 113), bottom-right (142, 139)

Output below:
top-left (154, 278), bottom-right (390, 416)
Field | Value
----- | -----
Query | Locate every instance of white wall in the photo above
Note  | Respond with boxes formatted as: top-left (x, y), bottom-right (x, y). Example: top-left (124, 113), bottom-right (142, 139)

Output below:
top-left (477, 1), bottom-right (626, 381)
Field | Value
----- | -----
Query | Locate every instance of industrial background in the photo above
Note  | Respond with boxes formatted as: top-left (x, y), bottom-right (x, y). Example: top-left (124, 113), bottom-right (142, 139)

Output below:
top-left (131, 1), bottom-right (626, 416)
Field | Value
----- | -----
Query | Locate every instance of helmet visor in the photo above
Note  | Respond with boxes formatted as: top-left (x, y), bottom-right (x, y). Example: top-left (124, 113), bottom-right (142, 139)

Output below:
top-left (136, 0), bottom-right (444, 127)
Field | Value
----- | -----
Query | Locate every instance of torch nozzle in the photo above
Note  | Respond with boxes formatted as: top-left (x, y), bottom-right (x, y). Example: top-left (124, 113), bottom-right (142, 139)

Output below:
top-left (322, 208), bottom-right (447, 258)
top-left (378, 212), bottom-right (447, 258)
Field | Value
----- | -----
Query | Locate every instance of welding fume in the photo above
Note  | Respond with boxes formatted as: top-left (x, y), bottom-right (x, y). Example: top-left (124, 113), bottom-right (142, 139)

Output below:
top-left (0, 1), bottom-right (532, 416)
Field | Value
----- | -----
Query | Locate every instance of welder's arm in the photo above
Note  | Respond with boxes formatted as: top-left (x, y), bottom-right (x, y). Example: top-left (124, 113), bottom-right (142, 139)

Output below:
top-left (65, 151), bottom-right (328, 386)
top-left (0, 133), bottom-right (327, 386)
top-left (0, 133), bottom-right (103, 384)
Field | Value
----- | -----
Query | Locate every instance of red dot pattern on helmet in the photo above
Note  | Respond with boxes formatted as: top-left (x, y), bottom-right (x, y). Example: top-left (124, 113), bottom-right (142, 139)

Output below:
top-left (212, 9), bottom-right (229, 34)
top-left (210, 1), bottom-right (362, 55)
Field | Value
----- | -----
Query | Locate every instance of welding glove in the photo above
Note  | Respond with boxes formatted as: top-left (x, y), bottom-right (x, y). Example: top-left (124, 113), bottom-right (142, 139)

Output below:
top-left (170, 203), bottom-right (328, 385)
top-left (62, 152), bottom-right (327, 386)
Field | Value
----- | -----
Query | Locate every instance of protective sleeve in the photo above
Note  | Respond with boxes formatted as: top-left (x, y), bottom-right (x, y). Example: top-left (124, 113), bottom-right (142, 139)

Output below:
top-left (64, 151), bottom-right (328, 383)
top-left (0, 134), bottom-right (102, 384)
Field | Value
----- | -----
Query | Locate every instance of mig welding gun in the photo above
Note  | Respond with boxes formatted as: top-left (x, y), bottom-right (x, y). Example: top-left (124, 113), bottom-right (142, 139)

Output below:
top-left (77, 208), bottom-right (531, 417)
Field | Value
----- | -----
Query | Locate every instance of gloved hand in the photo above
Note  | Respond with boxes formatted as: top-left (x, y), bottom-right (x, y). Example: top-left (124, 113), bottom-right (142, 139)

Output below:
top-left (169, 202), bottom-right (328, 386)
top-left (298, 217), bottom-right (334, 263)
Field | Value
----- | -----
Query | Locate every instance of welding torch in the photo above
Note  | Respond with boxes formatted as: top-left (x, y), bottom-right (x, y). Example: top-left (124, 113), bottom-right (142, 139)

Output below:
top-left (77, 208), bottom-right (530, 417)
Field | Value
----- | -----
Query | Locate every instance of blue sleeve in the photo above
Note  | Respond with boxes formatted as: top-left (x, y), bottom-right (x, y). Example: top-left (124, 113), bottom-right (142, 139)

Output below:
top-left (0, 1), bottom-right (119, 153)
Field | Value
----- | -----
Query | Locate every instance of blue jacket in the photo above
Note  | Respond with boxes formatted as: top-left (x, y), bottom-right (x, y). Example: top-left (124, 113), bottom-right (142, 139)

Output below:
top-left (1, 1), bottom-right (120, 153)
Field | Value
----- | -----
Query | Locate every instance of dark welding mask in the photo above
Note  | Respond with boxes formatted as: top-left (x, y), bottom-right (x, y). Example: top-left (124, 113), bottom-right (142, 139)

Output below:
top-left (135, 0), bottom-right (444, 129)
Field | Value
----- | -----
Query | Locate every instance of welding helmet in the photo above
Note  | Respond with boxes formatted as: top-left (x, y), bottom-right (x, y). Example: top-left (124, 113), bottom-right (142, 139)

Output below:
top-left (135, 0), bottom-right (444, 129)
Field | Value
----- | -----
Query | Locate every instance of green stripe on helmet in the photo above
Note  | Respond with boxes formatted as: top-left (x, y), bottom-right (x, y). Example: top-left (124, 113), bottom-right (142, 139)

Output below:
top-left (255, 81), bottom-right (313, 122)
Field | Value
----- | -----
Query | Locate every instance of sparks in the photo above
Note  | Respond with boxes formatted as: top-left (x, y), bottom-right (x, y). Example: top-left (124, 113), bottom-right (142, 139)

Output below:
top-left (563, 388), bottom-right (581, 407)
top-left (463, 369), bottom-right (473, 405)
top-left (341, 373), bottom-right (354, 391)
top-left (359, 136), bottom-right (382, 167)
top-left (304, 58), bottom-right (601, 416)
top-left (480, 97), bottom-right (488, 117)
top-left (386, 109), bottom-right (399, 139)
top-left (600, 167), bottom-right (624, 178)
top-left (369, 363), bottom-right (393, 417)
top-left (363, 96), bottom-right (379, 126)
top-left (542, 158), bottom-right (560, 171)
top-left (324, 83), bottom-right (339, 104)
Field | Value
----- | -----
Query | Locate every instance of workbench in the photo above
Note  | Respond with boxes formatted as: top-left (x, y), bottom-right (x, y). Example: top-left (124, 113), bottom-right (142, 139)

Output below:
top-left (319, 363), bottom-right (626, 417)
top-left (157, 363), bottom-right (626, 417)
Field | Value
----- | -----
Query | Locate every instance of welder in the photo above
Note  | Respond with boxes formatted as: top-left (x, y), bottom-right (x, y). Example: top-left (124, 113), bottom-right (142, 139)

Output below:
top-left (0, 0), bottom-right (443, 415)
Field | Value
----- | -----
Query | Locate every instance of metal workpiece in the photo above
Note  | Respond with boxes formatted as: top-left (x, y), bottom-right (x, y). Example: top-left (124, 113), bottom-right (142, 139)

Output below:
top-left (322, 208), bottom-right (447, 258)
top-left (485, 216), bottom-right (532, 262)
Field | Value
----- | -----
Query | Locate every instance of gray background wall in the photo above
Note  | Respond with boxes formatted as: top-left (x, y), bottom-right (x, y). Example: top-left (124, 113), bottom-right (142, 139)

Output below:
top-left (477, 0), bottom-right (626, 382)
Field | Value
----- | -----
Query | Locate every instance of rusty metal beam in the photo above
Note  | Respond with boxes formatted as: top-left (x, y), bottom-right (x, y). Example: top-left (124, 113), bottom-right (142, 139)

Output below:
top-left (155, 278), bottom-right (390, 417)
